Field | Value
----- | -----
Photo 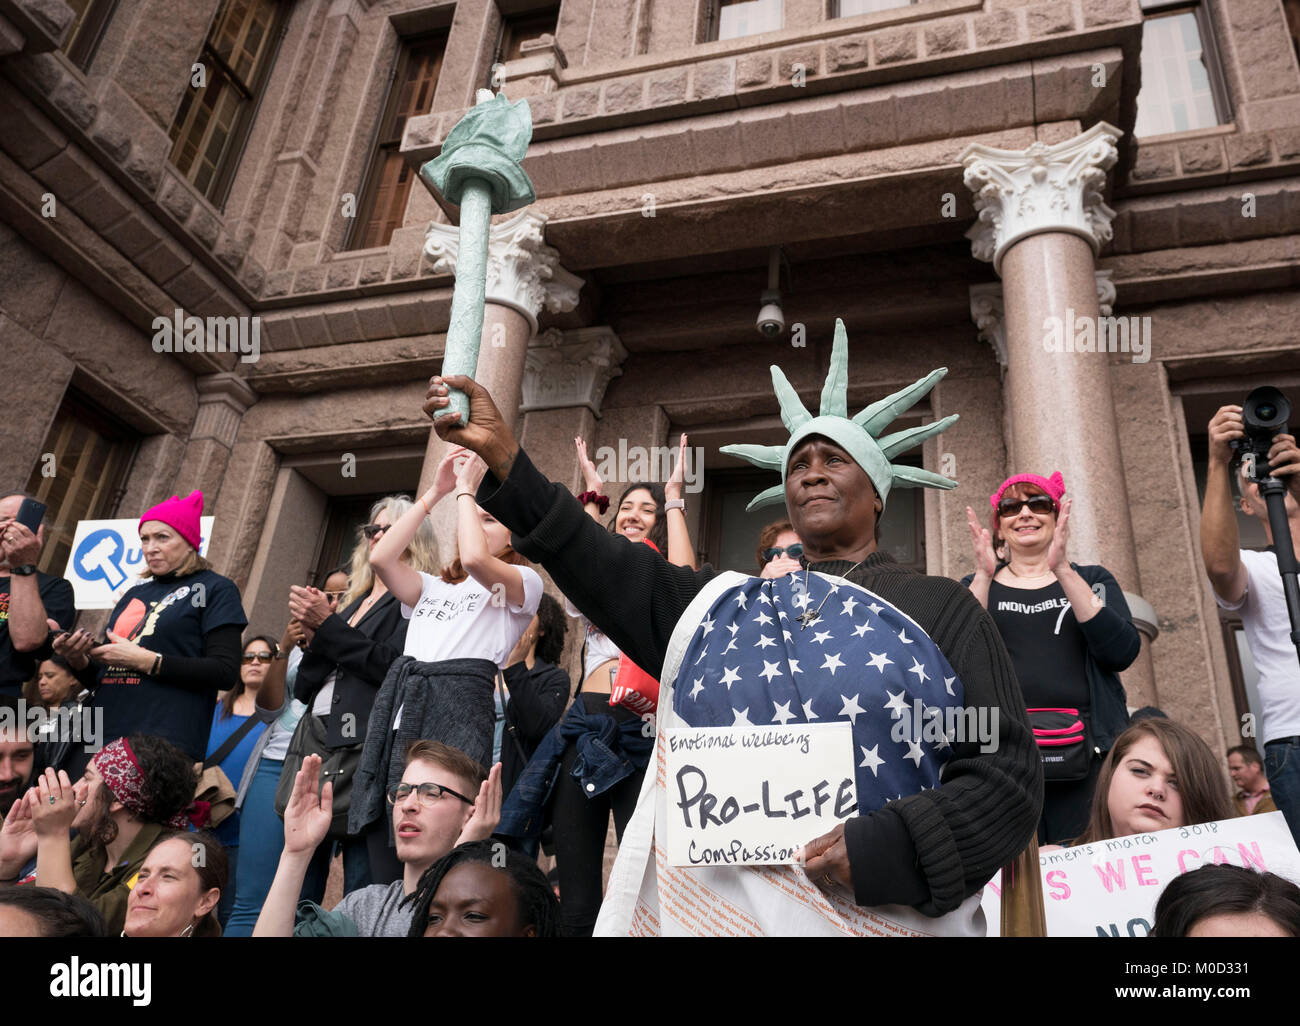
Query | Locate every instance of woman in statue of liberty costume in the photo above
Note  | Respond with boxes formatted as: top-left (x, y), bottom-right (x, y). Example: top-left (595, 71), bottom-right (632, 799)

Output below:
top-left (422, 320), bottom-right (1042, 936)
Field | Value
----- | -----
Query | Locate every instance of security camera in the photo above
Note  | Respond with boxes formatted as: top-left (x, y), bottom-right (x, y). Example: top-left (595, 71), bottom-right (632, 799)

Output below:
top-left (757, 288), bottom-right (784, 338)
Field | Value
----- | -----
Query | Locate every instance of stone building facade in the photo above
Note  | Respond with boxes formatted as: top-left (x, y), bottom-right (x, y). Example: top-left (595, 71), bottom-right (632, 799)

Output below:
top-left (3, 0), bottom-right (1298, 758)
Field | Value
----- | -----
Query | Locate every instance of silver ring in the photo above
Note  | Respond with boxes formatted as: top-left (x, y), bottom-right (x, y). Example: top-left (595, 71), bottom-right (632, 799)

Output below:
top-left (77, 799), bottom-right (86, 807)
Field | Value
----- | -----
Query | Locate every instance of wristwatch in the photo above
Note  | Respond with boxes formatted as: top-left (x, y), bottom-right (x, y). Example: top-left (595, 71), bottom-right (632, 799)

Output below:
top-left (8, 564), bottom-right (37, 576)
top-left (664, 499), bottom-right (685, 513)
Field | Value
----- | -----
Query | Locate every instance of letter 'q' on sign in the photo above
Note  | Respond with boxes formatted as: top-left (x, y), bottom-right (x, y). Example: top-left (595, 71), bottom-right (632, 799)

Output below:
top-left (664, 722), bottom-right (857, 867)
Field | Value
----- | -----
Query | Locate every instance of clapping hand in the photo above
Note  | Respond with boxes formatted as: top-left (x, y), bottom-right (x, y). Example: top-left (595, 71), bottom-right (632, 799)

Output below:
top-left (966, 506), bottom-right (998, 579)
top-left (665, 433), bottom-right (689, 503)
top-left (0, 788), bottom-right (38, 876)
top-left (455, 763), bottom-right (502, 845)
top-left (1047, 498), bottom-right (1072, 574)
top-left (575, 437), bottom-right (602, 494)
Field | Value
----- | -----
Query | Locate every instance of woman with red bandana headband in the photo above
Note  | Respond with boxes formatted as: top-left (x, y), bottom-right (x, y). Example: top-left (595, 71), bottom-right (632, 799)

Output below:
top-left (0, 734), bottom-right (197, 935)
top-left (963, 472), bottom-right (1141, 845)
top-left (52, 491), bottom-right (248, 777)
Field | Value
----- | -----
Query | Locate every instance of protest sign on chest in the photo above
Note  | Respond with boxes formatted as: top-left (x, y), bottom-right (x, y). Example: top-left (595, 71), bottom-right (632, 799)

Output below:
top-left (665, 722), bottom-right (857, 866)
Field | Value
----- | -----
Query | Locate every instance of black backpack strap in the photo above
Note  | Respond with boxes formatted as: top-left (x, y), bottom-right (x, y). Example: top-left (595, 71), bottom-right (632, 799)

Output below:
top-left (204, 710), bottom-right (263, 770)
top-left (496, 669), bottom-right (527, 764)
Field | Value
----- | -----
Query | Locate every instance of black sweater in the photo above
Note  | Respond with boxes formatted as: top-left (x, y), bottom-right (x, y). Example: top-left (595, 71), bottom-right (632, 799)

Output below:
top-left (478, 449), bottom-right (1042, 917)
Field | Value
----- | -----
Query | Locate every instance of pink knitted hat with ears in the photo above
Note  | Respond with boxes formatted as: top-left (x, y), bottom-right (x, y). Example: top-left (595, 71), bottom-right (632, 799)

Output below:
top-left (990, 471), bottom-right (1065, 510)
top-left (139, 490), bottom-right (204, 552)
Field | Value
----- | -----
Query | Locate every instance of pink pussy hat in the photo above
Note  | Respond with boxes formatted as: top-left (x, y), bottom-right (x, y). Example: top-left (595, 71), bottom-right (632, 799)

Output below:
top-left (139, 490), bottom-right (204, 551)
top-left (990, 471), bottom-right (1065, 510)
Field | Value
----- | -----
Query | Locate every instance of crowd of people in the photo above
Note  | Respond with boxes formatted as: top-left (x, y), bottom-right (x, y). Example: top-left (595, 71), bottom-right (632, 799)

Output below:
top-left (1, 356), bottom-right (1299, 938)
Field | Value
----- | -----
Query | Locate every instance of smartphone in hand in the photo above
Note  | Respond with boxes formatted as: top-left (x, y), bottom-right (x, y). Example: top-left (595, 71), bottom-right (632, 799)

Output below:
top-left (15, 497), bottom-right (46, 534)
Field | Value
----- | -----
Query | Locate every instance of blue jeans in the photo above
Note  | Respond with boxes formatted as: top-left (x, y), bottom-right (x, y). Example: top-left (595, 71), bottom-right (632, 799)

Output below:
top-left (223, 757), bottom-right (331, 937)
top-left (1265, 737), bottom-right (1300, 849)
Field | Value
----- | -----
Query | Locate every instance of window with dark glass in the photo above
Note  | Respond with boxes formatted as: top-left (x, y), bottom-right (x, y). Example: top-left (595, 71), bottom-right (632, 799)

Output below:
top-left (24, 392), bottom-right (138, 577)
top-left (168, 0), bottom-right (286, 206)
top-left (348, 31), bottom-right (447, 251)
top-left (61, 0), bottom-right (118, 70)
top-left (1134, 1), bottom-right (1230, 137)
top-left (499, 5), bottom-right (560, 63)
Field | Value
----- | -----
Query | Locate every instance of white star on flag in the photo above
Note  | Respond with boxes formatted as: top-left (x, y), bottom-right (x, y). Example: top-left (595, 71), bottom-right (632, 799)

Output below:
top-left (733, 707), bottom-right (752, 726)
top-left (867, 602), bottom-right (884, 615)
top-left (904, 739), bottom-right (926, 767)
top-left (756, 634), bottom-right (776, 650)
top-left (689, 677), bottom-right (704, 700)
top-left (898, 629), bottom-right (913, 644)
top-left (758, 591), bottom-right (772, 605)
top-left (859, 744), bottom-right (885, 776)
top-left (723, 638), bottom-right (738, 654)
top-left (755, 610), bottom-right (774, 626)
top-left (944, 675), bottom-right (956, 696)
top-left (852, 622), bottom-right (872, 637)
top-left (700, 618), bottom-right (715, 637)
top-left (788, 658), bottom-right (802, 674)
top-left (841, 596), bottom-right (858, 616)
top-left (907, 658), bottom-right (929, 684)
top-left (812, 630), bottom-right (832, 645)
top-left (884, 689), bottom-right (909, 719)
top-left (793, 592), bottom-right (811, 610)
top-left (758, 660), bottom-right (783, 683)
top-left (867, 652), bottom-right (893, 673)
top-left (719, 666), bottom-right (742, 689)
top-left (821, 652), bottom-right (845, 675)
top-left (802, 698), bottom-right (818, 720)
top-left (839, 693), bottom-right (865, 723)
top-left (735, 593), bottom-right (748, 609)
top-left (772, 700), bottom-right (796, 725)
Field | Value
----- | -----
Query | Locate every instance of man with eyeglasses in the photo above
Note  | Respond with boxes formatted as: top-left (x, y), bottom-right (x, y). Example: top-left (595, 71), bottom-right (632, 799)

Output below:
top-left (254, 740), bottom-right (501, 937)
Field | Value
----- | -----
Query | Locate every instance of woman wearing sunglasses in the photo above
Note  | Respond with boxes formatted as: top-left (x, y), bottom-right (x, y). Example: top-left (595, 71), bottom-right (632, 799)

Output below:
top-left (963, 472), bottom-right (1141, 844)
top-left (202, 634), bottom-right (277, 927)
top-left (756, 519), bottom-right (803, 579)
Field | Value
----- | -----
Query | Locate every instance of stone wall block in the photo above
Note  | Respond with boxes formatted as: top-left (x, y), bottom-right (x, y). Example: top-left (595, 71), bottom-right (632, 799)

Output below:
top-left (1083, 0), bottom-right (1138, 26)
top-left (187, 205), bottom-right (221, 250)
top-left (0, 79), bottom-right (66, 169)
top-left (214, 231), bottom-right (249, 273)
top-left (1178, 138), bottom-right (1224, 173)
top-left (528, 92), bottom-right (558, 124)
top-left (872, 28), bottom-right (917, 66)
top-left (292, 265), bottom-right (327, 294)
top-left (1130, 143), bottom-right (1177, 180)
top-left (165, 265), bottom-right (217, 309)
top-left (562, 85), bottom-right (601, 119)
top-left (358, 254), bottom-right (389, 285)
top-left (648, 68), bottom-right (688, 107)
top-left (325, 258), bottom-right (360, 291)
top-left (158, 172), bottom-right (196, 223)
top-left (1226, 132), bottom-right (1273, 168)
top-left (973, 10), bottom-right (1021, 47)
top-left (76, 178), bottom-right (134, 233)
top-left (924, 19), bottom-right (970, 57)
top-left (691, 60), bottom-right (735, 101)
top-left (603, 76), bottom-right (646, 115)
top-left (826, 35), bottom-right (869, 73)
top-left (33, 144), bottom-right (100, 203)
top-left (263, 269), bottom-right (293, 298)
top-left (1027, 0), bottom-right (1074, 37)
top-left (88, 112), bottom-right (131, 164)
top-left (50, 76), bottom-right (97, 129)
top-left (135, 234), bottom-right (193, 285)
top-left (240, 257), bottom-right (266, 296)
top-left (737, 53), bottom-right (773, 88)
top-left (777, 45), bottom-right (820, 85)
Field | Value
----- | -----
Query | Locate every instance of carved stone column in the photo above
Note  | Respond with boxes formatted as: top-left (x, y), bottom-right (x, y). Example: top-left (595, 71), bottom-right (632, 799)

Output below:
top-left (962, 122), bottom-right (1157, 706)
top-left (173, 371), bottom-right (259, 501)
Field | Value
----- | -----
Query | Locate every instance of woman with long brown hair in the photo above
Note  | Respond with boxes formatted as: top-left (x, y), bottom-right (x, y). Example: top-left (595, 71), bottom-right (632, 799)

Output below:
top-left (1069, 717), bottom-right (1235, 846)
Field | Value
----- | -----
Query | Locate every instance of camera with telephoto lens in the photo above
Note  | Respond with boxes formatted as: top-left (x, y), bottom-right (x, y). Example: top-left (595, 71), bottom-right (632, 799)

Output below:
top-left (1234, 386), bottom-right (1292, 484)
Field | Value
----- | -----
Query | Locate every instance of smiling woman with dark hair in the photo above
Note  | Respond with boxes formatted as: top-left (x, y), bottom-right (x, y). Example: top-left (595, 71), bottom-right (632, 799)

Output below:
top-left (124, 829), bottom-right (228, 937)
top-left (424, 319), bottom-right (1041, 937)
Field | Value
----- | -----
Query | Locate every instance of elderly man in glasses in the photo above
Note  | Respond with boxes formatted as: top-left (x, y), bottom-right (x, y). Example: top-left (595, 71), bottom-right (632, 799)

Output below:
top-left (254, 740), bottom-right (501, 936)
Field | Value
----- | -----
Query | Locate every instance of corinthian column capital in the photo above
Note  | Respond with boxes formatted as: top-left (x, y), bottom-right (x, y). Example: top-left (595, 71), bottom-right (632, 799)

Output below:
top-left (960, 122), bottom-right (1122, 275)
top-left (424, 208), bottom-right (583, 334)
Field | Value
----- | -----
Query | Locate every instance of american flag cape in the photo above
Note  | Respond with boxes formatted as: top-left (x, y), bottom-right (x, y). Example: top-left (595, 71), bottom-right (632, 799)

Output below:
top-left (594, 570), bottom-right (989, 937)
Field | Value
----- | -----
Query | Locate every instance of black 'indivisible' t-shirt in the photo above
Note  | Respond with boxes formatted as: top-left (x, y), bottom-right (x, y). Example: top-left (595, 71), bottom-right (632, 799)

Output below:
top-left (0, 572), bottom-right (76, 696)
top-left (91, 570), bottom-right (247, 759)
top-left (987, 579), bottom-right (1090, 714)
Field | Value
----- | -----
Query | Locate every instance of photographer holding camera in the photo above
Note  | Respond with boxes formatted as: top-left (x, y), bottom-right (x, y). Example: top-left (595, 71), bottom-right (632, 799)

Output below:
top-left (1201, 394), bottom-right (1300, 847)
